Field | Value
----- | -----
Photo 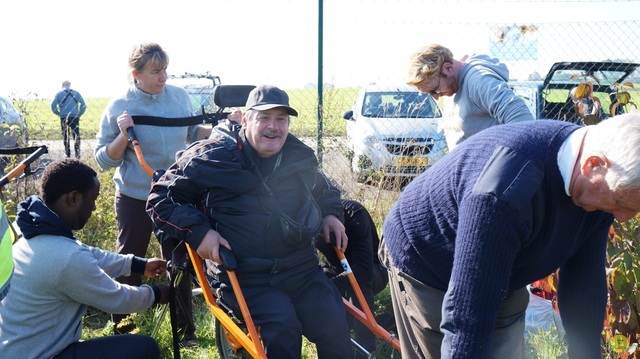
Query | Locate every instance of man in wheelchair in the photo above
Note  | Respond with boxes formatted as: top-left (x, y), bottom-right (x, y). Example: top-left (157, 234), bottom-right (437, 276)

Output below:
top-left (148, 85), bottom-right (352, 358)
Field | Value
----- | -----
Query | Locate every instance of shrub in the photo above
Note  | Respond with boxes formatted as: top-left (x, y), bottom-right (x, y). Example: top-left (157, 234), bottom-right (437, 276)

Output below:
top-left (604, 217), bottom-right (640, 358)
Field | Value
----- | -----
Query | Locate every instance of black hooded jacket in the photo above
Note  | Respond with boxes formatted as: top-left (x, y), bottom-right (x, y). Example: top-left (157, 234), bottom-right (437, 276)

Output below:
top-left (17, 195), bottom-right (74, 240)
top-left (147, 124), bottom-right (343, 285)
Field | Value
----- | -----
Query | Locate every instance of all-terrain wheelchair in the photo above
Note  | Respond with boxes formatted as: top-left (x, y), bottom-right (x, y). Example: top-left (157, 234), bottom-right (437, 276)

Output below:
top-left (129, 84), bottom-right (400, 359)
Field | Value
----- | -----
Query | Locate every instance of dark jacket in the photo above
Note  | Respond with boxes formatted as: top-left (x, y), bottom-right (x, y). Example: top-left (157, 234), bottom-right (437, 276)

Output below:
top-left (51, 88), bottom-right (86, 118)
top-left (148, 124), bottom-right (343, 285)
top-left (17, 195), bottom-right (74, 240)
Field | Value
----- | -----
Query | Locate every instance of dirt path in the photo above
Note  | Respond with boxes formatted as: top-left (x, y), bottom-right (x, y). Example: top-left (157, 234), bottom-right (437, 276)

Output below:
top-left (29, 139), bottom-right (97, 162)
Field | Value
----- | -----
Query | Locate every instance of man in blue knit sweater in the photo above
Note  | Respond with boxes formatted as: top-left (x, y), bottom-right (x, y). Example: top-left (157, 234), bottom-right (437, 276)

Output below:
top-left (380, 113), bottom-right (640, 358)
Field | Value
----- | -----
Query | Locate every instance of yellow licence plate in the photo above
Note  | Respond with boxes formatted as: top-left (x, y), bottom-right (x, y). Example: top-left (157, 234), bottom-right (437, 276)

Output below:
top-left (396, 157), bottom-right (429, 166)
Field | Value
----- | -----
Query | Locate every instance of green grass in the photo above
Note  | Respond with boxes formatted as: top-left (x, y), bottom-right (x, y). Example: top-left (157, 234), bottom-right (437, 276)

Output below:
top-left (525, 327), bottom-right (567, 359)
top-left (13, 97), bottom-right (110, 141)
top-left (287, 87), bottom-right (359, 137)
top-left (12, 87), bottom-right (359, 142)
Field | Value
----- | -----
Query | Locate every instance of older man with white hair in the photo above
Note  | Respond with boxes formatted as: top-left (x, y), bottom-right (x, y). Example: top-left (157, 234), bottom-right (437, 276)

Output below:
top-left (381, 113), bottom-right (640, 359)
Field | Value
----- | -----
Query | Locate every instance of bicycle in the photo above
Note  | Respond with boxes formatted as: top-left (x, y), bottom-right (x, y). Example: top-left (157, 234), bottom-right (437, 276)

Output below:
top-left (129, 84), bottom-right (400, 359)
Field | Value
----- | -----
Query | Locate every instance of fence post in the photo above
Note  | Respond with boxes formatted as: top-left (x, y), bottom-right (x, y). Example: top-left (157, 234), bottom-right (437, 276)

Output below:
top-left (316, 0), bottom-right (324, 165)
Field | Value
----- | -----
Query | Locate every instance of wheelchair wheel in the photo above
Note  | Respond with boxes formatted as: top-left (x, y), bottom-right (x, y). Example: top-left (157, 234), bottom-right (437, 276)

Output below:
top-left (350, 335), bottom-right (403, 359)
top-left (351, 337), bottom-right (376, 359)
top-left (215, 317), bottom-right (251, 359)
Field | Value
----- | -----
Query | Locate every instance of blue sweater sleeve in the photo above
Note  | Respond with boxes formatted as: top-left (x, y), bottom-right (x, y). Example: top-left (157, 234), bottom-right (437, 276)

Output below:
top-left (557, 220), bottom-right (609, 359)
top-left (441, 192), bottom-right (529, 358)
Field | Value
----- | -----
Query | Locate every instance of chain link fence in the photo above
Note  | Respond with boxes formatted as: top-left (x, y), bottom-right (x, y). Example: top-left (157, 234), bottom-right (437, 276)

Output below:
top-left (306, 0), bottom-right (640, 220)
top-left (4, 0), bottom-right (640, 222)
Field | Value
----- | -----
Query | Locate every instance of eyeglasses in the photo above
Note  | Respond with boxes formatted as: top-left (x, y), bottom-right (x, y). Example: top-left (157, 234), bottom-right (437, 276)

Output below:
top-left (429, 76), bottom-right (441, 96)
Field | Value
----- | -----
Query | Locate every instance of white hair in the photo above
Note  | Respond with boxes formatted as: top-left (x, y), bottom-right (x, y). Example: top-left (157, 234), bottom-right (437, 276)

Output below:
top-left (583, 112), bottom-right (640, 191)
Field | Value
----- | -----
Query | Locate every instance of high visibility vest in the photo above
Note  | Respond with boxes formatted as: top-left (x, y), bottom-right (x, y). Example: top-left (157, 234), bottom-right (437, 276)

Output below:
top-left (0, 201), bottom-right (15, 300)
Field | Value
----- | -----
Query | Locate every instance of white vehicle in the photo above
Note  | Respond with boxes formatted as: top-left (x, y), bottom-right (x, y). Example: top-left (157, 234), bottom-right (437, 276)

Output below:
top-left (343, 84), bottom-right (447, 182)
top-left (0, 96), bottom-right (28, 148)
top-left (167, 72), bottom-right (221, 115)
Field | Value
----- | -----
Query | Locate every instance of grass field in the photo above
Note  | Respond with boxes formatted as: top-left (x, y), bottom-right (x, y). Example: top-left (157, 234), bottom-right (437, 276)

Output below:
top-left (14, 86), bottom-right (360, 142)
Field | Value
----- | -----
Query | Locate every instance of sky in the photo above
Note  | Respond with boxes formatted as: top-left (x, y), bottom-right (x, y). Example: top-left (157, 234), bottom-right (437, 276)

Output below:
top-left (1, 0), bottom-right (638, 99)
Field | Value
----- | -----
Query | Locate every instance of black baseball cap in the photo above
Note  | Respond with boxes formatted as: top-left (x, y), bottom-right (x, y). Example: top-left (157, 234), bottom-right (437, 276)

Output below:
top-left (245, 85), bottom-right (298, 116)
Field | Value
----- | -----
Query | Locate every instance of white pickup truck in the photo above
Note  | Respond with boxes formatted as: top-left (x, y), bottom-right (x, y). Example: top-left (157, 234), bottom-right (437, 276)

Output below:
top-left (167, 72), bottom-right (222, 115)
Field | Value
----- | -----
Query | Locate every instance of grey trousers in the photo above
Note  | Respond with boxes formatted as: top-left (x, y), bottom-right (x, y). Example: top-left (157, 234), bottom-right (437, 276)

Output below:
top-left (379, 240), bottom-right (528, 359)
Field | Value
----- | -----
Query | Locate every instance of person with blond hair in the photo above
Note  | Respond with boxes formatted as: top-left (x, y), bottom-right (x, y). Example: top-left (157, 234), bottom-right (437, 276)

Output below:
top-left (94, 42), bottom-right (210, 344)
top-left (406, 44), bottom-right (534, 149)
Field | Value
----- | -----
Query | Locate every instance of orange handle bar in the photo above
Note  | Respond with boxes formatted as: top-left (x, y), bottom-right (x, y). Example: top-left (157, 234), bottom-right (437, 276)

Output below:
top-left (127, 127), bottom-right (154, 177)
top-left (0, 145), bottom-right (48, 189)
top-left (334, 247), bottom-right (401, 352)
top-left (186, 244), bottom-right (267, 358)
